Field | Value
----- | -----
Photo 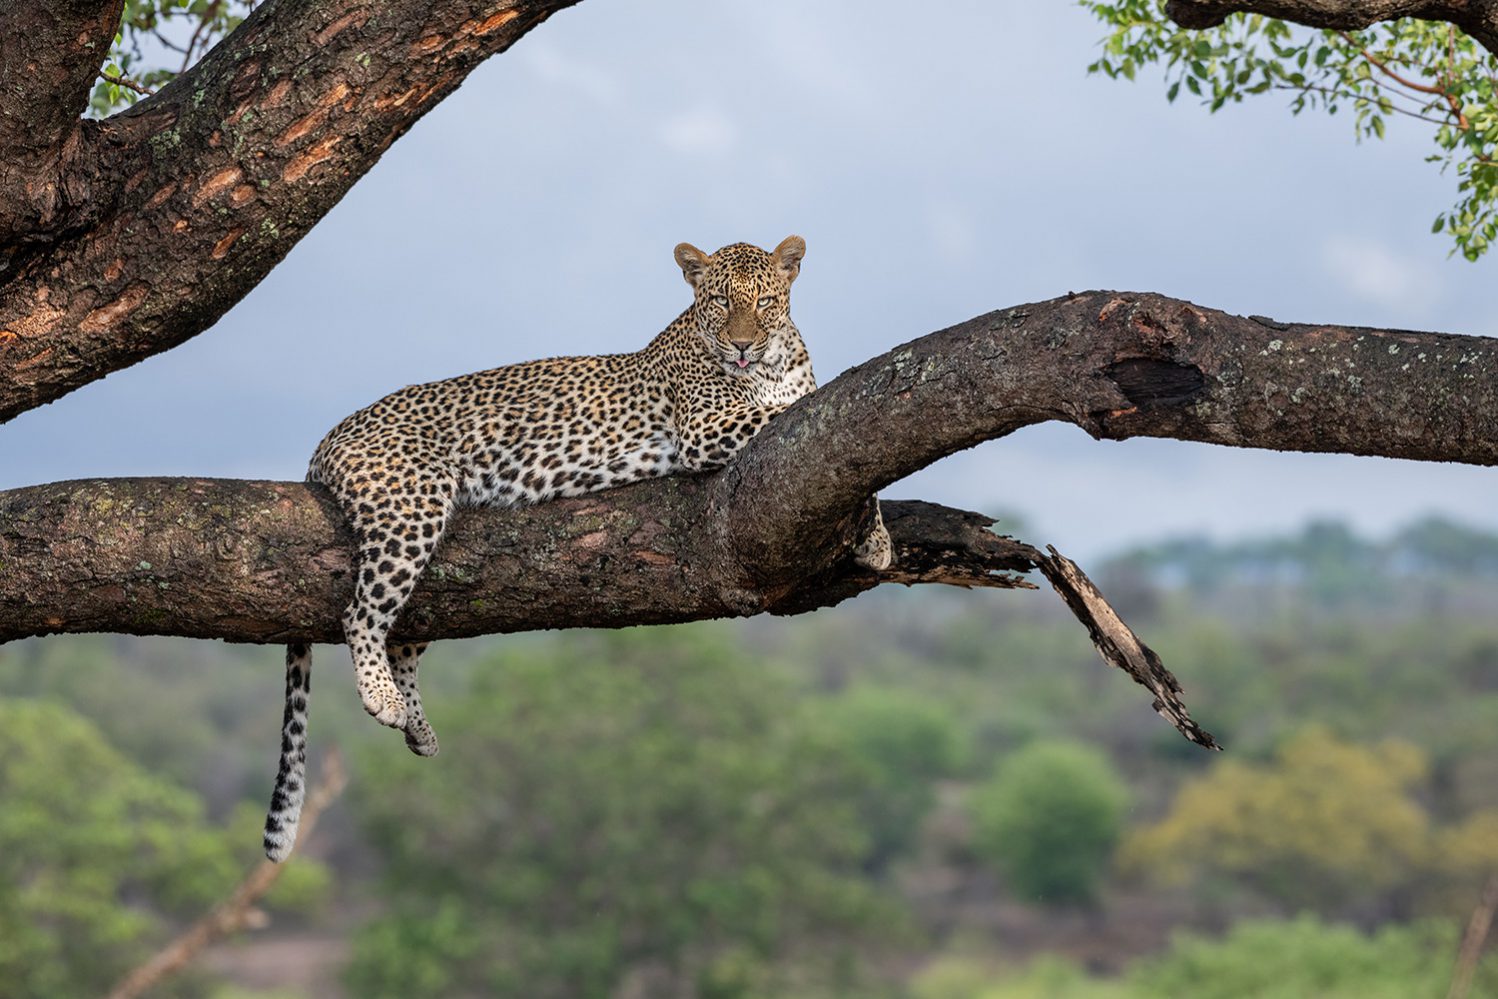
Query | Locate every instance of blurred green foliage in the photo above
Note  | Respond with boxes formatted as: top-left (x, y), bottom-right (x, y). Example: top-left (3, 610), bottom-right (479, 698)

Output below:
top-left (3, 516), bottom-right (1498, 996)
top-left (345, 627), bottom-right (896, 999)
top-left (822, 687), bottom-right (972, 873)
top-left (916, 917), bottom-right (1498, 998)
top-left (1081, 2), bottom-right (1498, 259)
top-left (1108, 515), bottom-right (1498, 602)
top-left (913, 954), bottom-right (1131, 999)
top-left (969, 741), bottom-right (1129, 906)
top-left (1122, 728), bottom-right (1430, 910)
top-left (1129, 916), bottom-right (1498, 998)
top-left (1124, 727), bottom-right (1498, 914)
top-left (0, 699), bottom-right (325, 999)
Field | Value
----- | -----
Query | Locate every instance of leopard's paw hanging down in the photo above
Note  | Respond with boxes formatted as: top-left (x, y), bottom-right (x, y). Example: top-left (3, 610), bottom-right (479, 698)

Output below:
top-left (261, 236), bottom-right (890, 859)
top-left (391, 643), bottom-right (439, 757)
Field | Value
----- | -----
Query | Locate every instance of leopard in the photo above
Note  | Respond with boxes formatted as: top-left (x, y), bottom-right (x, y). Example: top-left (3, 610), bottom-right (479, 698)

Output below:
top-left (262, 235), bottom-right (894, 861)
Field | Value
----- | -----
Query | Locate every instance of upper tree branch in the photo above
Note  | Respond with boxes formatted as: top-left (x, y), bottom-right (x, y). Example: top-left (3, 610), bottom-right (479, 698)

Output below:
top-left (1165, 0), bottom-right (1498, 56)
top-left (0, 0), bottom-right (582, 424)
top-left (717, 290), bottom-right (1498, 590)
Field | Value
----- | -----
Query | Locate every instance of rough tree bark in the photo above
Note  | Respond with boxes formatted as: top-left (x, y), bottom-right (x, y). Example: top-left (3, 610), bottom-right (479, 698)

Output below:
top-left (0, 0), bottom-right (581, 422)
top-left (3, 3), bottom-right (1497, 751)
top-left (1164, 0), bottom-right (1498, 54)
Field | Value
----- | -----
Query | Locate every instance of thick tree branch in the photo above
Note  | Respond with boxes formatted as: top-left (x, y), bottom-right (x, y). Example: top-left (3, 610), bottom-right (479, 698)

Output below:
top-left (718, 290), bottom-right (1497, 589)
top-left (3, 0), bottom-right (1489, 429)
top-left (1165, 0), bottom-right (1498, 56)
top-left (0, 480), bottom-right (1033, 644)
top-left (0, 482), bottom-right (1216, 748)
top-left (0, 0), bottom-right (581, 424)
top-left (0, 0), bottom-right (123, 261)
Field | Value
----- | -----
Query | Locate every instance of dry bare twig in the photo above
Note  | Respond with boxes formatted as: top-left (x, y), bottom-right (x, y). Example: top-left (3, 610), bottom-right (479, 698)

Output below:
top-left (104, 750), bottom-right (349, 999)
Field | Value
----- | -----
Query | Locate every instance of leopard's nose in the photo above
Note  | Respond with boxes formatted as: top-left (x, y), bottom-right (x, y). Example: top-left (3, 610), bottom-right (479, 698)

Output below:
top-left (729, 338), bottom-right (753, 352)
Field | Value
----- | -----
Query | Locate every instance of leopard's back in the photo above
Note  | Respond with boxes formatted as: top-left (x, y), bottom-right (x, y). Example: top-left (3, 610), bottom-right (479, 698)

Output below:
top-left (307, 348), bottom-right (686, 510)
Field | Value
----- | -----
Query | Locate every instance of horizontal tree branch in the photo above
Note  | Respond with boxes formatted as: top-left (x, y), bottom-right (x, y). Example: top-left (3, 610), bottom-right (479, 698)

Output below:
top-left (22, 287), bottom-right (1481, 644)
top-left (1165, 0), bottom-right (1498, 56)
top-left (0, 0), bottom-right (582, 423)
top-left (0, 481), bottom-right (1035, 644)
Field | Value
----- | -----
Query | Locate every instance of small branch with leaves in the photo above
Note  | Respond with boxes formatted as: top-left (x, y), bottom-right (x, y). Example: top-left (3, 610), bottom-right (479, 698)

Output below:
top-left (1082, 1), bottom-right (1498, 258)
top-left (97, 68), bottom-right (156, 98)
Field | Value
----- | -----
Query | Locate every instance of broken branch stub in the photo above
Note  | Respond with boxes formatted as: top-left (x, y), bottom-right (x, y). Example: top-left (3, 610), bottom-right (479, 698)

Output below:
top-left (1036, 545), bottom-right (1221, 750)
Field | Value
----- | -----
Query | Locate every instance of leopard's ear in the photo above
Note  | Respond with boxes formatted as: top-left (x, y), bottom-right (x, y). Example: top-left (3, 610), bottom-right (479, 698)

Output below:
top-left (773, 235), bottom-right (805, 284)
top-left (674, 243), bottom-right (711, 289)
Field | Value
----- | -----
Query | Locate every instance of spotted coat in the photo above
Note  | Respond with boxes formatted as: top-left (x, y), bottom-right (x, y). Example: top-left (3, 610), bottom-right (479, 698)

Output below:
top-left (263, 237), bottom-right (893, 861)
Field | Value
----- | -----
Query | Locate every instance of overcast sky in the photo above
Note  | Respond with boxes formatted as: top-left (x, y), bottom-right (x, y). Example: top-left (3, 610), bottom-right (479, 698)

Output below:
top-left (4, 1), bottom-right (1494, 558)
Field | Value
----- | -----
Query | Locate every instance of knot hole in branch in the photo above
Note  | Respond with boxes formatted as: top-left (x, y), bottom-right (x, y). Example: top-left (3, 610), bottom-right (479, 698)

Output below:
top-left (1104, 358), bottom-right (1206, 408)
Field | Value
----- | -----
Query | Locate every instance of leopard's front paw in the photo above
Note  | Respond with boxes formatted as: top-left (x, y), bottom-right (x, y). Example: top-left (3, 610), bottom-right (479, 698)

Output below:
top-left (853, 522), bottom-right (894, 571)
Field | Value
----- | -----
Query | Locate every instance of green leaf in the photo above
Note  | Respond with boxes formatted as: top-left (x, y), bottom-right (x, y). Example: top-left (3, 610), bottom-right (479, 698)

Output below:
top-left (1082, 5), bottom-right (1498, 257)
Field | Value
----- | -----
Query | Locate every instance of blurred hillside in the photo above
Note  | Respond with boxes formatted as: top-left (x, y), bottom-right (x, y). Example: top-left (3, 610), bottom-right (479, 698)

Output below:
top-left (2, 515), bottom-right (1496, 998)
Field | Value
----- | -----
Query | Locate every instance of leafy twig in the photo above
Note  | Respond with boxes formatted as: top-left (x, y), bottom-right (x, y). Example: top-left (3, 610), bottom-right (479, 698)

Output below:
top-left (181, 0), bottom-right (223, 75)
top-left (97, 68), bottom-right (155, 98)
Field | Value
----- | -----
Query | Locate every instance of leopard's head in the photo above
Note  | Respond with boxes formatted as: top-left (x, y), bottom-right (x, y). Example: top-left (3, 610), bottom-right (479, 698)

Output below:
top-left (674, 236), bottom-right (804, 377)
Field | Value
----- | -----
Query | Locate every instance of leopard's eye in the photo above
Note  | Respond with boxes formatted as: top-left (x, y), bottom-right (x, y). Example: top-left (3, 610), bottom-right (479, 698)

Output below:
top-left (710, 294), bottom-right (729, 308)
top-left (756, 295), bottom-right (775, 309)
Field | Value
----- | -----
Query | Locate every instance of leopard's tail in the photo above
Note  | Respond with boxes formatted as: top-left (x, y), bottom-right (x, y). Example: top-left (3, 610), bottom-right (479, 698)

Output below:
top-left (263, 642), bottom-right (312, 862)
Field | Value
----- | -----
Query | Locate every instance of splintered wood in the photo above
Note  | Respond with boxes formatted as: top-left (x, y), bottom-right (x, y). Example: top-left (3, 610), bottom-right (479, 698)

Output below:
top-left (1037, 545), bottom-right (1221, 750)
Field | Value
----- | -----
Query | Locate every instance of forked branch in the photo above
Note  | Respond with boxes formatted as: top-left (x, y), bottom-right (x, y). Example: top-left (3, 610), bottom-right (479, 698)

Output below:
top-left (0, 0), bottom-right (583, 423)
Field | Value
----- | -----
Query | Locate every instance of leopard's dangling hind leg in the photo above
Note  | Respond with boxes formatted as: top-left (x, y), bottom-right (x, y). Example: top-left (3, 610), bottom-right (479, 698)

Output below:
top-left (332, 461), bottom-right (457, 731)
top-left (389, 642), bottom-right (439, 756)
top-left (263, 642), bottom-right (312, 862)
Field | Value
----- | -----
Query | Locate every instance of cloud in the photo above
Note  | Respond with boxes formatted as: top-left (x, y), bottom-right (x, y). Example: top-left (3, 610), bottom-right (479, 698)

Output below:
top-left (657, 107), bottom-right (738, 156)
top-left (1319, 235), bottom-right (1438, 313)
top-left (926, 200), bottom-right (979, 263)
top-left (519, 41), bottom-right (623, 107)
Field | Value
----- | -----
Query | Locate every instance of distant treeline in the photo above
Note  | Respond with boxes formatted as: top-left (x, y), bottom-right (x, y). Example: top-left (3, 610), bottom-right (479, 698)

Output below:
top-left (1103, 515), bottom-right (1498, 604)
